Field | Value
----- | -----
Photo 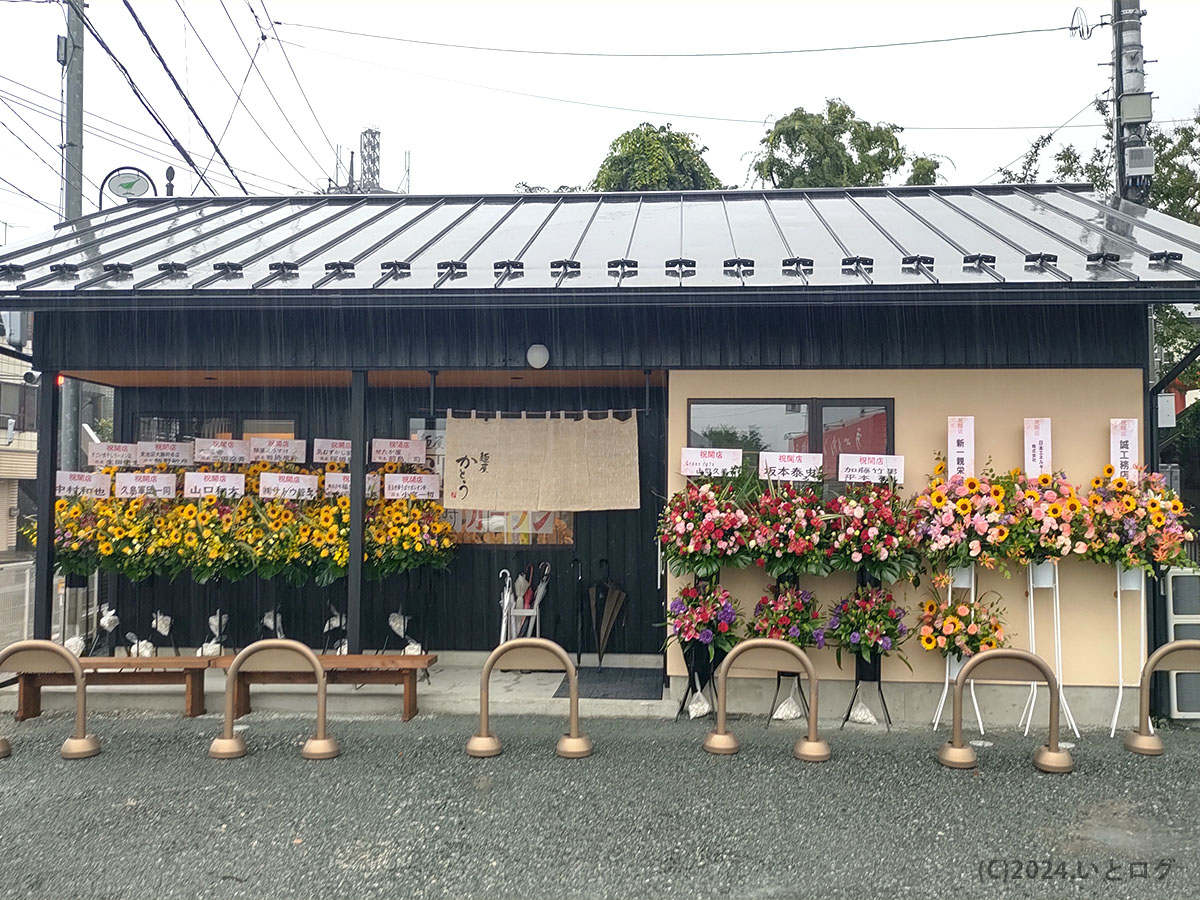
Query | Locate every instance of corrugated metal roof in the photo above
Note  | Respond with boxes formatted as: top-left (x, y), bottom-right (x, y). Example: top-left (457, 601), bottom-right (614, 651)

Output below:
top-left (2, 184), bottom-right (1199, 303)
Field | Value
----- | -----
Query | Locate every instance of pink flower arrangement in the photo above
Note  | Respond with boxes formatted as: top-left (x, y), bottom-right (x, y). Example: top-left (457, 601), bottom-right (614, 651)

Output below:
top-left (656, 482), bottom-right (754, 579)
top-left (1083, 465), bottom-right (1194, 574)
top-left (912, 464), bottom-right (1014, 575)
top-left (825, 483), bottom-right (920, 583)
top-left (916, 591), bottom-right (1008, 659)
top-left (995, 469), bottom-right (1091, 565)
top-left (750, 483), bottom-right (830, 578)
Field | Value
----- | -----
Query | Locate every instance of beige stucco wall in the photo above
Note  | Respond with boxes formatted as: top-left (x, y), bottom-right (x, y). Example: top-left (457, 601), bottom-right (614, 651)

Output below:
top-left (666, 368), bottom-right (1146, 687)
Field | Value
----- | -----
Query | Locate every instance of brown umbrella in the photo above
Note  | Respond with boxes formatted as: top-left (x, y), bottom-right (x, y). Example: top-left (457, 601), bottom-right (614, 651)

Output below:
top-left (596, 582), bottom-right (627, 671)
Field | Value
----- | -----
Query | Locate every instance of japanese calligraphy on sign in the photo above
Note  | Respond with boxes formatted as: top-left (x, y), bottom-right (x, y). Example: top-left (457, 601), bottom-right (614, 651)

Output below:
top-left (837, 454), bottom-right (905, 484)
top-left (383, 473), bottom-right (441, 500)
top-left (250, 438), bottom-right (307, 463)
top-left (371, 438), bottom-right (427, 464)
top-left (114, 472), bottom-right (176, 498)
top-left (194, 438), bottom-right (251, 464)
top-left (1024, 418), bottom-right (1051, 476)
top-left (1110, 418), bottom-right (1139, 481)
top-left (947, 416), bottom-right (975, 478)
top-left (312, 438), bottom-right (353, 464)
top-left (136, 441), bottom-right (194, 466)
top-left (258, 472), bottom-right (319, 500)
top-left (55, 470), bottom-right (110, 498)
top-left (681, 447), bottom-right (743, 478)
top-left (758, 451), bottom-right (822, 481)
top-left (322, 472), bottom-right (380, 498)
top-left (182, 472), bottom-right (245, 498)
top-left (86, 443), bottom-right (136, 468)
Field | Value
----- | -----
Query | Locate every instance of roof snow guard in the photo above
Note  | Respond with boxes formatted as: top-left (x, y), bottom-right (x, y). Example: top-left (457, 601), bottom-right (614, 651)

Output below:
top-left (2, 184), bottom-right (1199, 309)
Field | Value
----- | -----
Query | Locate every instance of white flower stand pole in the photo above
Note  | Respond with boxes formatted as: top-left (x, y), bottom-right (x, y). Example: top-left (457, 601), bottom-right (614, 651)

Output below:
top-left (932, 565), bottom-right (984, 733)
top-left (1109, 565), bottom-right (1151, 738)
top-left (1018, 561), bottom-right (1080, 738)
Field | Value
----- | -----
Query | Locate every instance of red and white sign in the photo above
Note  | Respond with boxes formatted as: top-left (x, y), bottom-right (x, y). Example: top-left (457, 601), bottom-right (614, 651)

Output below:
top-left (384, 473), bottom-right (441, 500)
top-left (947, 416), bottom-right (975, 478)
top-left (136, 441), bottom-right (194, 466)
top-left (1110, 418), bottom-right (1139, 481)
top-left (758, 451), bottom-right (822, 480)
top-left (323, 472), bottom-right (380, 498)
top-left (114, 472), bottom-right (176, 498)
top-left (87, 442), bottom-right (136, 468)
top-left (371, 438), bottom-right (427, 465)
top-left (680, 447), bottom-right (742, 477)
top-left (194, 438), bottom-right (251, 464)
top-left (183, 472), bottom-right (245, 498)
top-left (259, 472), bottom-right (319, 500)
top-left (312, 438), bottom-right (353, 464)
top-left (55, 470), bottom-right (110, 498)
top-left (1024, 418), bottom-right (1051, 476)
top-left (250, 438), bottom-right (306, 463)
top-left (837, 454), bottom-right (905, 484)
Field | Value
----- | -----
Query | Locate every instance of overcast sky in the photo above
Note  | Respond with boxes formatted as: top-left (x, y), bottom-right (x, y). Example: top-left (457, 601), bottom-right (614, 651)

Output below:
top-left (2, 0), bottom-right (1199, 242)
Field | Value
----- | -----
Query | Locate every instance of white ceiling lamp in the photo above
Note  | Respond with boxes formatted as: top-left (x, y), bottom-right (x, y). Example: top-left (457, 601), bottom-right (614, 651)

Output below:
top-left (526, 343), bottom-right (550, 369)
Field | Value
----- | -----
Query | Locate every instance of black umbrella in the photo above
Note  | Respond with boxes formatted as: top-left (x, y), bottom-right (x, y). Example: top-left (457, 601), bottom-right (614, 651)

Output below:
top-left (588, 559), bottom-right (627, 671)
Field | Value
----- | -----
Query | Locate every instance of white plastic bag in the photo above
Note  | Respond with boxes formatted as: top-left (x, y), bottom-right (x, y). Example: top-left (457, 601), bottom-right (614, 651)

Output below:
top-left (687, 690), bottom-right (712, 719)
top-left (848, 697), bottom-right (878, 725)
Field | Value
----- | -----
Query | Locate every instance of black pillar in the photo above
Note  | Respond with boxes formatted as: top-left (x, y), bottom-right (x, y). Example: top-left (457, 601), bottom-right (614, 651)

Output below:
top-left (33, 370), bottom-right (60, 639)
top-left (346, 369), bottom-right (367, 653)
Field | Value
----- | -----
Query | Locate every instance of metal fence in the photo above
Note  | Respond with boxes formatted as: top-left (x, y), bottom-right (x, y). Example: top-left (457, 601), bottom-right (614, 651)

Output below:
top-left (0, 562), bottom-right (100, 648)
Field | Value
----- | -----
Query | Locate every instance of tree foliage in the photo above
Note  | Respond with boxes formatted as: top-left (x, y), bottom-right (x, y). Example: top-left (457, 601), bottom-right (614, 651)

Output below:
top-left (752, 98), bottom-right (940, 188)
top-left (589, 123), bottom-right (723, 191)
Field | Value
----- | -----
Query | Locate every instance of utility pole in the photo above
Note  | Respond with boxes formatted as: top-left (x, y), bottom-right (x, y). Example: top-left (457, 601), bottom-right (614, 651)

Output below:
top-left (1111, 0), bottom-right (1153, 204)
top-left (60, 0), bottom-right (84, 468)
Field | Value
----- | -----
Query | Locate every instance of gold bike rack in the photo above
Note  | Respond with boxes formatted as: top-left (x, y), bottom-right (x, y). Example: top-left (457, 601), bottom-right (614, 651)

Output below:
top-left (1125, 639), bottom-right (1200, 756)
top-left (938, 648), bottom-right (1073, 773)
top-left (209, 639), bottom-right (339, 760)
top-left (0, 640), bottom-right (100, 760)
top-left (702, 638), bottom-right (831, 762)
top-left (466, 637), bottom-right (592, 759)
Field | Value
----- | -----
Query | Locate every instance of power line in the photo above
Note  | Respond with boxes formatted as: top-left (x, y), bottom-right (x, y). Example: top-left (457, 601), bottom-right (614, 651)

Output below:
top-left (66, 0), bottom-right (218, 195)
top-left (273, 20), bottom-right (1076, 59)
top-left (0, 93), bottom-right (102, 197)
top-left (980, 95), bottom-right (1106, 182)
top-left (0, 111), bottom-right (70, 203)
top-left (121, 0), bottom-right (248, 193)
top-left (259, 1), bottom-right (338, 160)
top-left (0, 174), bottom-right (58, 215)
top-left (170, 0), bottom-right (322, 191)
top-left (193, 41), bottom-right (261, 194)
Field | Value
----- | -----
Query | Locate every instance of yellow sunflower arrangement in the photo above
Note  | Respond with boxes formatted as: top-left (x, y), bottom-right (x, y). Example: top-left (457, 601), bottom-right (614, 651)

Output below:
top-left (1082, 465), bottom-right (1193, 574)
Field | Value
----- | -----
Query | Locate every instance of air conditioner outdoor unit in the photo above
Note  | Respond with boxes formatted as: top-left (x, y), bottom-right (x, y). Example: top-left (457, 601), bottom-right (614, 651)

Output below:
top-left (1166, 569), bottom-right (1200, 718)
top-left (1126, 145), bottom-right (1155, 178)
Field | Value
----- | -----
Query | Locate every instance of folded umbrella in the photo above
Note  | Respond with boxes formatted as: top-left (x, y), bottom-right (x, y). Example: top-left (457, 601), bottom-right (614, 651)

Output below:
top-left (597, 582), bottom-right (627, 671)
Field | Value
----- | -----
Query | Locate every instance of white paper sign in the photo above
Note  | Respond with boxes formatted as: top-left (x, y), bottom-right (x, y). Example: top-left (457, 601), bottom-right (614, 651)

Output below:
top-left (681, 447), bottom-right (743, 477)
top-left (384, 473), bottom-right (441, 500)
top-left (194, 438), bottom-right (251, 464)
top-left (1158, 393), bottom-right (1177, 428)
top-left (1110, 418), bottom-right (1139, 481)
top-left (250, 438), bottom-right (307, 463)
top-left (259, 472), bottom-right (319, 500)
top-left (136, 441), bottom-right (194, 466)
top-left (947, 416), bottom-right (975, 478)
top-left (183, 472), bottom-right (245, 498)
top-left (55, 470), bottom-right (110, 498)
top-left (87, 443), bottom-right (136, 468)
top-left (312, 438), bottom-right (353, 464)
top-left (323, 472), bottom-right (381, 498)
top-left (371, 438), bottom-right (427, 464)
top-left (1024, 418), bottom-right (1051, 476)
top-left (758, 451), bottom-right (823, 481)
top-left (114, 472), bottom-right (176, 498)
top-left (838, 454), bottom-right (905, 484)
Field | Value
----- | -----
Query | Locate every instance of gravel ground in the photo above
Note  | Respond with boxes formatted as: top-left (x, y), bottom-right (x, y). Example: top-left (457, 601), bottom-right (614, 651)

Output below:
top-left (0, 710), bottom-right (1197, 900)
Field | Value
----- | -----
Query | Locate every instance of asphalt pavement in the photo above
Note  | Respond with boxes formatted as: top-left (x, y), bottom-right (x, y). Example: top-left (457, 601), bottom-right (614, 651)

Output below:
top-left (0, 710), bottom-right (1196, 900)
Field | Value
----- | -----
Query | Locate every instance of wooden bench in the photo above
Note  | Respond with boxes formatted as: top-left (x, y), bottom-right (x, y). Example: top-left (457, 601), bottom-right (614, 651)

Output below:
top-left (211, 653), bottom-right (437, 722)
top-left (15, 656), bottom-right (211, 721)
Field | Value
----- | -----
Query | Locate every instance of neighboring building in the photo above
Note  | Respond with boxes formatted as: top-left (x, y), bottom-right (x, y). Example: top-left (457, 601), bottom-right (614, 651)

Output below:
top-left (0, 338), bottom-right (37, 555)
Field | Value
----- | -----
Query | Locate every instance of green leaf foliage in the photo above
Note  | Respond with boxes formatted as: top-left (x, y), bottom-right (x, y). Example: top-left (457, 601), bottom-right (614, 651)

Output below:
top-left (590, 122), bottom-right (723, 191)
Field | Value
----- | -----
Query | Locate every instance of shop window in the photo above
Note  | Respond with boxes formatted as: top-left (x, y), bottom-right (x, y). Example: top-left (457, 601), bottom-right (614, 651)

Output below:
top-left (137, 415), bottom-right (233, 442)
top-left (242, 417), bottom-right (296, 440)
top-left (688, 398), bottom-right (892, 477)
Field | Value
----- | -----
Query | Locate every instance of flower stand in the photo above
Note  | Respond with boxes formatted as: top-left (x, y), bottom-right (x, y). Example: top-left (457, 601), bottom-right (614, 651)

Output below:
top-left (766, 671), bottom-right (809, 726)
top-left (1110, 564), bottom-right (1151, 738)
top-left (931, 565), bottom-right (985, 733)
top-left (841, 652), bottom-right (892, 731)
top-left (676, 643), bottom-right (724, 719)
top-left (1019, 561), bottom-right (1080, 738)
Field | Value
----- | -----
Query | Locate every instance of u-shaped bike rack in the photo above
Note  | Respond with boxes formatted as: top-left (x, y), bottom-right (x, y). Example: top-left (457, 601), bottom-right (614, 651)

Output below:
top-left (209, 639), bottom-right (339, 760)
top-left (937, 648), bottom-right (1073, 773)
top-left (0, 640), bottom-right (100, 760)
top-left (703, 638), bottom-right (831, 762)
top-left (1124, 639), bottom-right (1200, 756)
top-left (466, 637), bottom-right (592, 759)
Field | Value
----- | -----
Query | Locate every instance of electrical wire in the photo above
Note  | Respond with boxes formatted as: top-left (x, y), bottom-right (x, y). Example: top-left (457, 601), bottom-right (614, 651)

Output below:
top-left (259, 0), bottom-right (338, 161)
top-left (0, 93), bottom-right (102, 196)
top-left (192, 41), bottom-right (262, 195)
top-left (170, 0), bottom-right (322, 191)
top-left (121, 0), bottom-right (248, 193)
top-left (272, 20), bottom-right (1075, 59)
top-left (979, 94), bottom-right (1107, 183)
top-left (65, 0), bottom-right (218, 195)
top-left (0, 175), bottom-right (58, 215)
top-left (0, 112), bottom-right (72, 198)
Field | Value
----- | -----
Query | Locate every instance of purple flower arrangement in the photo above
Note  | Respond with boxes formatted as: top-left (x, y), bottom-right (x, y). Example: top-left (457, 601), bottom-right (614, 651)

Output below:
top-left (824, 586), bottom-right (911, 670)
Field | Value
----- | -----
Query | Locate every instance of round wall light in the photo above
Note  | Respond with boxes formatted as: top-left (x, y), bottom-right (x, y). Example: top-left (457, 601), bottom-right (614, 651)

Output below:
top-left (526, 343), bottom-right (550, 369)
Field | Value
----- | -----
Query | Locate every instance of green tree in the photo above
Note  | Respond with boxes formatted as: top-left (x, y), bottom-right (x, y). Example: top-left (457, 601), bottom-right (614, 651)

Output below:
top-left (590, 123), bottom-right (723, 191)
top-left (752, 98), bottom-right (941, 188)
